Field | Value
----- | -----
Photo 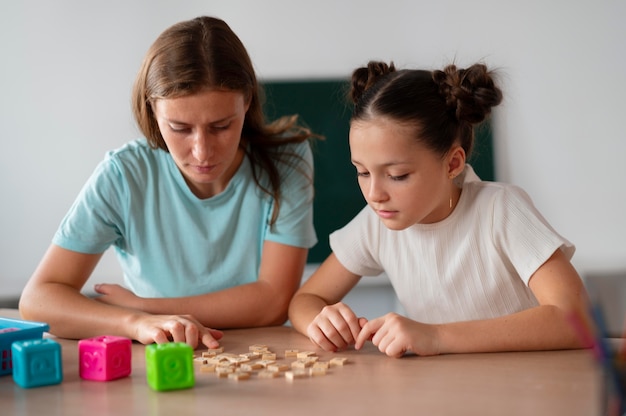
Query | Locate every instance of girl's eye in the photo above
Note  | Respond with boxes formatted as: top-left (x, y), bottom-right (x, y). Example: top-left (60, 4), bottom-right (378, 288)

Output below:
top-left (356, 171), bottom-right (370, 178)
top-left (389, 174), bottom-right (409, 181)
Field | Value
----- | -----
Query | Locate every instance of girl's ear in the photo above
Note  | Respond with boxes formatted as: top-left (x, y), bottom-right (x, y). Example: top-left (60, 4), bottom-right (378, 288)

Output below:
top-left (447, 145), bottom-right (466, 178)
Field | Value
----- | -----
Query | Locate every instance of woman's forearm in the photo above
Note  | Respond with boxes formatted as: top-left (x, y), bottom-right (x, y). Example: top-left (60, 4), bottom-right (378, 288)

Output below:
top-left (137, 280), bottom-right (294, 328)
top-left (20, 281), bottom-right (145, 341)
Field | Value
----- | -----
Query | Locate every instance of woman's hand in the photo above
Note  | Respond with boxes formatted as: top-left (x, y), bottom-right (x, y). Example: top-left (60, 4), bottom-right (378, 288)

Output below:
top-left (306, 302), bottom-right (367, 352)
top-left (94, 284), bottom-right (223, 349)
top-left (355, 313), bottom-right (440, 358)
top-left (132, 313), bottom-right (223, 350)
top-left (94, 283), bottom-right (142, 310)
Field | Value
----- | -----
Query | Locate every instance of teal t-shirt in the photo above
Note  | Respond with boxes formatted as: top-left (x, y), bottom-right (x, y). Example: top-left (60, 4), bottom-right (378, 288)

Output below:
top-left (53, 138), bottom-right (317, 297)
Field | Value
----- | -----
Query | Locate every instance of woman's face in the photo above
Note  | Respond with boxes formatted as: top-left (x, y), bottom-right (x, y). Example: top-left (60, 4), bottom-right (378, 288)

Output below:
top-left (349, 117), bottom-right (457, 229)
top-left (153, 89), bottom-right (249, 199)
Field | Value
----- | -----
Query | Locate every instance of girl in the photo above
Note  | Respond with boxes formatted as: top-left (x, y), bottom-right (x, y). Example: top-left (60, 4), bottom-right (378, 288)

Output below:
top-left (19, 16), bottom-right (317, 349)
top-left (288, 61), bottom-right (590, 357)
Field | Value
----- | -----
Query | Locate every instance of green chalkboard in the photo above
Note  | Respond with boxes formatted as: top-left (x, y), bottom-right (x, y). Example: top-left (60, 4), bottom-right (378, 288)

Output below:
top-left (261, 80), bottom-right (495, 264)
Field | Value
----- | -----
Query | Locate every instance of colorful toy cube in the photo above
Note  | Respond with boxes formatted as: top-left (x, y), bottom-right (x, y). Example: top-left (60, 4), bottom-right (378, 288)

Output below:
top-left (78, 335), bottom-right (132, 381)
top-left (11, 338), bottom-right (63, 388)
top-left (145, 342), bottom-right (194, 391)
top-left (0, 317), bottom-right (49, 376)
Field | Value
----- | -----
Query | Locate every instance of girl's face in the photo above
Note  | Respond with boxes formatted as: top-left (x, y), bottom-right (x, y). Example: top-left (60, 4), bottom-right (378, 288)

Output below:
top-left (153, 89), bottom-right (250, 199)
top-left (349, 117), bottom-right (462, 230)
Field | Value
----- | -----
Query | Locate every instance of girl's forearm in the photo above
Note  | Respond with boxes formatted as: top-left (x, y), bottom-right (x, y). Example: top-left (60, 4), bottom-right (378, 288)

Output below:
top-left (288, 293), bottom-right (328, 335)
top-left (435, 305), bottom-right (587, 354)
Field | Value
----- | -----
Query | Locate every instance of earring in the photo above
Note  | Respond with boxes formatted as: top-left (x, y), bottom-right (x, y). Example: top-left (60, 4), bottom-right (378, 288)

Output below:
top-left (449, 174), bottom-right (455, 209)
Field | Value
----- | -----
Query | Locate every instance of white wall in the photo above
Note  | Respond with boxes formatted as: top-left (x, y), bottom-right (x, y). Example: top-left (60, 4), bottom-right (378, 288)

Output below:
top-left (1, 1), bottom-right (625, 304)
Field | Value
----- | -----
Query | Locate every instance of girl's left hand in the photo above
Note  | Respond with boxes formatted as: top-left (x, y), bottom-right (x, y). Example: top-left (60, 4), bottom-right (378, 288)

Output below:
top-left (355, 313), bottom-right (440, 358)
top-left (94, 283), bottom-right (141, 310)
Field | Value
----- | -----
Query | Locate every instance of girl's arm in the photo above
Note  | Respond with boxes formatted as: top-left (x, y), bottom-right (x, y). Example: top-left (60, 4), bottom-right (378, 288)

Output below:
top-left (19, 245), bottom-right (222, 349)
top-left (288, 253), bottom-right (365, 351)
top-left (355, 249), bottom-right (592, 356)
top-left (96, 240), bottom-right (309, 328)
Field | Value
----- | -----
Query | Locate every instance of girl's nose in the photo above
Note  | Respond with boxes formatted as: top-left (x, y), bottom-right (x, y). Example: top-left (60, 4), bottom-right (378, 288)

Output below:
top-left (368, 178), bottom-right (388, 203)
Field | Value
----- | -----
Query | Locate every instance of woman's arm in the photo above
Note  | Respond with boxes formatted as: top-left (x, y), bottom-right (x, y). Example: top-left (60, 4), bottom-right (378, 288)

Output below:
top-left (355, 249), bottom-right (592, 356)
top-left (19, 245), bottom-right (221, 349)
top-left (96, 240), bottom-right (309, 328)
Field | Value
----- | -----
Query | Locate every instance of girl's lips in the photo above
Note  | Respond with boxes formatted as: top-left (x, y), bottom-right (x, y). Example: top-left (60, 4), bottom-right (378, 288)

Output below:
top-left (376, 209), bottom-right (397, 219)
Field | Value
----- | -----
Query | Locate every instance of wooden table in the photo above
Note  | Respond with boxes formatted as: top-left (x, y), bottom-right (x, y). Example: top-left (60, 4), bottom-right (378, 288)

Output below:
top-left (0, 309), bottom-right (603, 415)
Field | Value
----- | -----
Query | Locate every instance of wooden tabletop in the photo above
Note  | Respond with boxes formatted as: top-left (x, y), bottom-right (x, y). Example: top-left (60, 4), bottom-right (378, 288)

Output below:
top-left (0, 309), bottom-right (603, 416)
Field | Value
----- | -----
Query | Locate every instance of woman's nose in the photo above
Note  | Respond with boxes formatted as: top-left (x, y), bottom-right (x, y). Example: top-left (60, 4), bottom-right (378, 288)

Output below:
top-left (192, 131), bottom-right (211, 161)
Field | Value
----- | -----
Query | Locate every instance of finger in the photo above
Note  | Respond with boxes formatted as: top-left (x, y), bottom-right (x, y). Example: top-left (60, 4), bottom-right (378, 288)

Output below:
top-left (375, 332), bottom-right (393, 355)
top-left (307, 322), bottom-right (342, 352)
top-left (208, 328), bottom-right (224, 341)
top-left (384, 340), bottom-right (407, 358)
top-left (184, 323), bottom-right (200, 349)
top-left (355, 318), bottom-right (382, 350)
top-left (198, 325), bottom-right (222, 348)
top-left (323, 315), bottom-right (358, 350)
top-left (376, 332), bottom-right (406, 358)
top-left (151, 329), bottom-right (171, 345)
top-left (200, 331), bottom-right (220, 349)
top-left (337, 308), bottom-right (363, 343)
top-left (355, 326), bottom-right (376, 350)
top-left (93, 283), bottom-right (108, 295)
top-left (166, 320), bottom-right (186, 343)
top-left (323, 303), bottom-right (361, 345)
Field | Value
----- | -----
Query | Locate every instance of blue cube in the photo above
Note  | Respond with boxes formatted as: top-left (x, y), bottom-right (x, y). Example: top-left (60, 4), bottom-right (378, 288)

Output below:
top-left (11, 339), bottom-right (63, 388)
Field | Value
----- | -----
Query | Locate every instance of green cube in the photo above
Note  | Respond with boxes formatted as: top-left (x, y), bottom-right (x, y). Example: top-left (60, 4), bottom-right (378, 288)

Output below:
top-left (145, 342), bottom-right (194, 391)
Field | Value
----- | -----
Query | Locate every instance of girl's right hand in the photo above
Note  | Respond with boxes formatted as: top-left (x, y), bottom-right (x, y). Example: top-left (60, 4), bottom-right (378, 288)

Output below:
top-left (306, 302), bottom-right (367, 351)
top-left (133, 314), bottom-right (223, 350)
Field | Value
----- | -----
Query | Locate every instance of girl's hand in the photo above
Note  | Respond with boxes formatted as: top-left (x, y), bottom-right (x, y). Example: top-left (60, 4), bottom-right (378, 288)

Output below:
top-left (306, 302), bottom-right (367, 352)
top-left (133, 313), bottom-right (223, 350)
top-left (94, 283), bottom-right (142, 310)
top-left (355, 313), bottom-right (440, 358)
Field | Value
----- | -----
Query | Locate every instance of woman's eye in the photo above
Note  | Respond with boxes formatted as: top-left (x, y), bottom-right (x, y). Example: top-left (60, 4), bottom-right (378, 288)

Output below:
top-left (356, 171), bottom-right (370, 178)
top-left (212, 123), bottom-right (231, 131)
top-left (389, 174), bottom-right (409, 181)
top-left (169, 125), bottom-right (189, 133)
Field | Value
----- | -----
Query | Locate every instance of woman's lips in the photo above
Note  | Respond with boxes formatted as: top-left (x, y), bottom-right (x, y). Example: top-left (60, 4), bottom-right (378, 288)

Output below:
top-left (193, 164), bottom-right (217, 174)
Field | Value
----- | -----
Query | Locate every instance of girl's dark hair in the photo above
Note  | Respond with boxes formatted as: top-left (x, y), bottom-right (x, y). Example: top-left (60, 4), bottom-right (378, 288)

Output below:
top-left (132, 16), bottom-right (314, 224)
top-left (349, 61), bottom-right (502, 158)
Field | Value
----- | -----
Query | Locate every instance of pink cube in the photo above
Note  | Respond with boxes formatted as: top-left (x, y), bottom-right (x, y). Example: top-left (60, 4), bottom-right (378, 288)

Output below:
top-left (78, 336), bottom-right (132, 381)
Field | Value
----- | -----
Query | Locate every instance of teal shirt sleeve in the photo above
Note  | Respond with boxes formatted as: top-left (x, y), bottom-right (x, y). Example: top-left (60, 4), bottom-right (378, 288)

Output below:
top-left (53, 151), bottom-right (127, 254)
top-left (264, 140), bottom-right (317, 248)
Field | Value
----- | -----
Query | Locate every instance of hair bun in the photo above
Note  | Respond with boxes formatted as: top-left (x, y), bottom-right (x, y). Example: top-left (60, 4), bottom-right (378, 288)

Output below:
top-left (350, 61), bottom-right (396, 104)
top-left (432, 63), bottom-right (502, 124)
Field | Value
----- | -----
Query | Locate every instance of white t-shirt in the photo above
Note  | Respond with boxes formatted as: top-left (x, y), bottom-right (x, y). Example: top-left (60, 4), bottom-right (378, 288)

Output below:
top-left (329, 165), bottom-right (574, 324)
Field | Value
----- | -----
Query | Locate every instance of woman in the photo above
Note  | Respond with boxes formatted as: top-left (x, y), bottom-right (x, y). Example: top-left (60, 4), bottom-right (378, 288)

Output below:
top-left (20, 16), bottom-right (317, 349)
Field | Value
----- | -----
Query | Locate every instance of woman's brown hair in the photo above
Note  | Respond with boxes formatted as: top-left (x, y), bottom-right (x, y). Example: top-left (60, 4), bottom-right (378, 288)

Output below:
top-left (132, 16), bottom-right (315, 224)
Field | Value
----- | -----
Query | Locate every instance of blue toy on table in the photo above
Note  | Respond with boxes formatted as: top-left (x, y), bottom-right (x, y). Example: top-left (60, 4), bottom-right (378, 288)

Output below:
top-left (11, 338), bottom-right (63, 388)
top-left (0, 316), bottom-right (49, 376)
